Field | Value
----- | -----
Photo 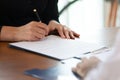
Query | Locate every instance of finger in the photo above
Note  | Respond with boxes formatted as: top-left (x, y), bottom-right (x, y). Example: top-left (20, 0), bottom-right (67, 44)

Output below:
top-left (30, 22), bottom-right (47, 35)
top-left (33, 31), bottom-right (45, 39)
top-left (33, 26), bottom-right (46, 36)
top-left (56, 26), bottom-right (65, 38)
top-left (89, 56), bottom-right (101, 65)
top-left (72, 67), bottom-right (77, 72)
top-left (37, 22), bottom-right (49, 35)
top-left (26, 35), bottom-right (40, 41)
top-left (90, 56), bottom-right (99, 60)
top-left (73, 66), bottom-right (84, 77)
top-left (72, 67), bottom-right (83, 78)
top-left (81, 57), bottom-right (88, 63)
top-left (76, 62), bottom-right (82, 68)
top-left (77, 70), bottom-right (85, 78)
top-left (72, 31), bottom-right (80, 38)
top-left (79, 58), bottom-right (88, 69)
top-left (63, 27), bottom-right (70, 39)
top-left (30, 28), bottom-right (45, 40)
top-left (69, 31), bottom-right (75, 39)
top-left (30, 26), bottom-right (46, 39)
top-left (31, 36), bottom-right (40, 41)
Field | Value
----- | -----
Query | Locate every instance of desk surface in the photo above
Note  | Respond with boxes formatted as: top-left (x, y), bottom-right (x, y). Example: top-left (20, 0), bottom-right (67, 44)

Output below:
top-left (0, 27), bottom-right (119, 80)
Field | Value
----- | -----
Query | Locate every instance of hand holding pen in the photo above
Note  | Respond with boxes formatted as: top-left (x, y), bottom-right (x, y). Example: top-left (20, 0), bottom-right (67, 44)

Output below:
top-left (10, 9), bottom-right (49, 41)
top-left (33, 9), bottom-right (80, 39)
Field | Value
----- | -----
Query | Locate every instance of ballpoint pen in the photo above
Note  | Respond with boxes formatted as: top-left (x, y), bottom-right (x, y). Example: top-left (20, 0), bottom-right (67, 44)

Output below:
top-left (74, 47), bottom-right (110, 60)
top-left (33, 9), bottom-right (41, 22)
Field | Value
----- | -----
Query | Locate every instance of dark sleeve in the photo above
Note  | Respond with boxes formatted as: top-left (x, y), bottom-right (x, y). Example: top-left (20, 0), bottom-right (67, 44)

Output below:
top-left (41, 0), bottom-right (59, 24)
top-left (0, 25), bottom-right (3, 32)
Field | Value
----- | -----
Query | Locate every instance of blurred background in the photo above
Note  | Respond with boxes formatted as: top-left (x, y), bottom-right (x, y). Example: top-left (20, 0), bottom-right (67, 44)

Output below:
top-left (57, 0), bottom-right (120, 32)
top-left (105, 0), bottom-right (120, 27)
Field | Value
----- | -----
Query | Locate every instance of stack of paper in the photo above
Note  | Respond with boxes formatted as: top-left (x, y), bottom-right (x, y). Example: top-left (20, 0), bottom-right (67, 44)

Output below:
top-left (10, 35), bottom-right (105, 60)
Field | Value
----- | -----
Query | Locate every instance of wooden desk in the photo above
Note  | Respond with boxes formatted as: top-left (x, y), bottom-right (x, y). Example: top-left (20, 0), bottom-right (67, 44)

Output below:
top-left (0, 42), bottom-right (60, 80)
top-left (0, 27), bottom-right (119, 80)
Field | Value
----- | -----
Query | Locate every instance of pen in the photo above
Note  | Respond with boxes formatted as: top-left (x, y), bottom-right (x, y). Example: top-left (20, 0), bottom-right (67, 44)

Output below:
top-left (74, 47), bottom-right (109, 60)
top-left (90, 47), bottom-right (108, 54)
top-left (33, 9), bottom-right (41, 22)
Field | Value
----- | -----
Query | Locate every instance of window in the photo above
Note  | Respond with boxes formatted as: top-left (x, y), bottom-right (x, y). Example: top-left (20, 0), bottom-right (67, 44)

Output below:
top-left (58, 0), bottom-right (104, 31)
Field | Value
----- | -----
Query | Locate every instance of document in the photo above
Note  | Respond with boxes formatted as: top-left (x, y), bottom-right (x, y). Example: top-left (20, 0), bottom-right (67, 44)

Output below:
top-left (10, 35), bottom-right (105, 60)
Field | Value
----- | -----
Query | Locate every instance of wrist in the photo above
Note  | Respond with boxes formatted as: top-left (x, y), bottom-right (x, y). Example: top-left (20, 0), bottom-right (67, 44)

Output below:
top-left (1, 26), bottom-right (18, 41)
top-left (48, 20), bottom-right (60, 31)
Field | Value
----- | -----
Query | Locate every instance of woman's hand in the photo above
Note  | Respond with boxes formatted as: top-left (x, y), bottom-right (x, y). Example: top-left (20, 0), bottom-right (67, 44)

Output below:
top-left (15, 21), bottom-right (49, 41)
top-left (1, 21), bottom-right (49, 41)
top-left (72, 57), bottom-right (101, 78)
top-left (48, 20), bottom-right (80, 39)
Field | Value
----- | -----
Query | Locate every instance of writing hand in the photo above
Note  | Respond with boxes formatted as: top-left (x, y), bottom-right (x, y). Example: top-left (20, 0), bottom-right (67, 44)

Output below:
top-left (14, 21), bottom-right (49, 41)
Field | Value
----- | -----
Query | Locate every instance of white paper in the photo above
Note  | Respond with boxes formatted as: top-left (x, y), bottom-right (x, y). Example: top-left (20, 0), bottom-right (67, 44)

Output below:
top-left (10, 35), bottom-right (105, 60)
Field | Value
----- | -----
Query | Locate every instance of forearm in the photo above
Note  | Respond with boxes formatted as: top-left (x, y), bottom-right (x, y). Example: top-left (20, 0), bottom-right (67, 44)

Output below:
top-left (0, 26), bottom-right (18, 41)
